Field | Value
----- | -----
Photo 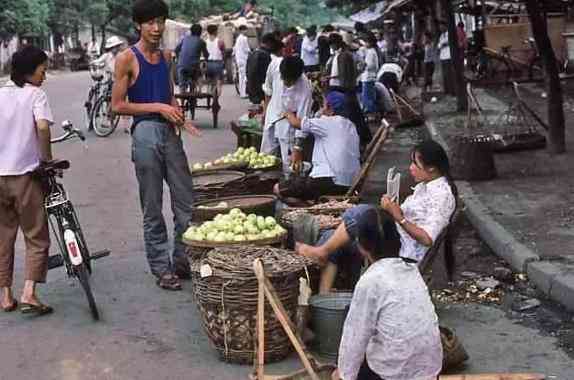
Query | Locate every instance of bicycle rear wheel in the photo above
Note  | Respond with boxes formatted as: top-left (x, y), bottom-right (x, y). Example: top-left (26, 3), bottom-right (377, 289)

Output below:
top-left (92, 96), bottom-right (119, 137)
top-left (75, 262), bottom-right (100, 321)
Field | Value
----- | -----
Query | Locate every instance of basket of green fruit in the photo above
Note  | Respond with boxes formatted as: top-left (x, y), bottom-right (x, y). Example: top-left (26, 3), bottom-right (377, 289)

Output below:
top-left (183, 208), bottom-right (287, 259)
top-left (192, 195), bottom-right (277, 224)
top-left (191, 147), bottom-right (280, 173)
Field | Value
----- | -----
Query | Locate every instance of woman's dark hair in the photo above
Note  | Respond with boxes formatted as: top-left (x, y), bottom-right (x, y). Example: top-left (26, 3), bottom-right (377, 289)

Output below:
top-left (328, 33), bottom-right (344, 49)
top-left (413, 139), bottom-right (458, 202)
top-left (354, 22), bottom-right (366, 33)
top-left (238, 25), bottom-right (248, 32)
top-left (191, 24), bottom-right (203, 36)
top-left (10, 45), bottom-right (48, 88)
top-left (357, 208), bottom-right (401, 260)
top-left (132, 0), bottom-right (169, 24)
top-left (207, 24), bottom-right (218, 35)
top-left (322, 24), bottom-right (335, 33)
top-left (279, 56), bottom-right (304, 83)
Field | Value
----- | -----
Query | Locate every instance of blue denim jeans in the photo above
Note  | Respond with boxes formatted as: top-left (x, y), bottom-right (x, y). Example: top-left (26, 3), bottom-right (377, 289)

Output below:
top-left (361, 81), bottom-right (378, 113)
top-left (131, 120), bottom-right (194, 277)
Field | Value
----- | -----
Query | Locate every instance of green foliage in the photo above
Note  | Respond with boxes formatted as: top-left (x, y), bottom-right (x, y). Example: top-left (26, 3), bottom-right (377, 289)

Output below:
top-left (0, 0), bottom-right (50, 41)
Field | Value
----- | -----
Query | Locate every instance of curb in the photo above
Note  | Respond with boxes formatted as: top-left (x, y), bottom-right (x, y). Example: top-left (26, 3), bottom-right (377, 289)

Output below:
top-left (426, 117), bottom-right (574, 313)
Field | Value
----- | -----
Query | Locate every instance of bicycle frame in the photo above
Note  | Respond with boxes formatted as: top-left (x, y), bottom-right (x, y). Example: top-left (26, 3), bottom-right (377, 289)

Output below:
top-left (43, 174), bottom-right (91, 277)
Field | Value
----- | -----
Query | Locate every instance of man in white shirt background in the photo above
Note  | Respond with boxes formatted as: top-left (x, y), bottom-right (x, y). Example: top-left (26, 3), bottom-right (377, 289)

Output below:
top-left (261, 56), bottom-right (313, 171)
top-left (300, 25), bottom-right (320, 73)
top-left (233, 25), bottom-right (251, 98)
top-left (438, 21), bottom-right (455, 96)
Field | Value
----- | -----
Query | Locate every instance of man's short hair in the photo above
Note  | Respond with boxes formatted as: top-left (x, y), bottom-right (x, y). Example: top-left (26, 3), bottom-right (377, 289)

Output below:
top-left (261, 33), bottom-right (276, 47)
top-left (132, 0), bottom-right (169, 24)
top-left (279, 56), bottom-right (304, 83)
top-left (357, 209), bottom-right (401, 259)
top-left (328, 33), bottom-right (343, 48)
top-left (322, 24), bottom-right (335, 33)
top-left (238, 25), bottom-right (248, 32)
top-left (191, 24), bottom-right (203, 36)
top-left (207, 24), bottom-right (218, 35)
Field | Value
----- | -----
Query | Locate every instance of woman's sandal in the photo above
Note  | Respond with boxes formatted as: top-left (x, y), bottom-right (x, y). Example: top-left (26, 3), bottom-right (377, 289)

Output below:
top-left (2, 300), bottom-right (18, 312)
top-left (20, 303), bottom-right (53, 316)
top-left (156, 274), bottom-right (182, 291)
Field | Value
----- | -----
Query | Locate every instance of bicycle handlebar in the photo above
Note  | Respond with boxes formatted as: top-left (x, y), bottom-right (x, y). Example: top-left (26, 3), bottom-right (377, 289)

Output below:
top-left (51, 120), bottom-right (85, 143)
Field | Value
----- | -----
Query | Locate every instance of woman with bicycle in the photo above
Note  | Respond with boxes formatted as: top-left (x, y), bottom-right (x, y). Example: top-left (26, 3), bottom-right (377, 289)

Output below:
top-left (0, 46), bottom-right (55, 316)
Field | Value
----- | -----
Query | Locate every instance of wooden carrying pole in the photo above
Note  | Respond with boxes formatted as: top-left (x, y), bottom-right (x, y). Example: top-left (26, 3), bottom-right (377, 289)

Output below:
top-left (346, 121), bottom-right (390, 197)
top-left (252, 259), bottom-right (320, 380)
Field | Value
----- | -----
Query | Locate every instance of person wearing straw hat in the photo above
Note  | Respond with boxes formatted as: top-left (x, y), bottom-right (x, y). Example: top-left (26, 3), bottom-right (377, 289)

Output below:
top-left (92, 35), bottom-right (125, 80)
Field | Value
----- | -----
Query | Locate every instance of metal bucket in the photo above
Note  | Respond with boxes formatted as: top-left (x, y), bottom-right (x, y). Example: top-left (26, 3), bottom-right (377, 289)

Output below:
top-left (309, 292), bottom-right (353, 360)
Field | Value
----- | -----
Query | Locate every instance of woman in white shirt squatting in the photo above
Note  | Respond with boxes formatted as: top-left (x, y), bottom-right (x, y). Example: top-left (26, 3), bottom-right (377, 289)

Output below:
top-left (331, 208), bottom-right (443, 380)
top-left (296, 140), bottom-right (457, 294)
top-left (274, 90), bottom-right (360, 204)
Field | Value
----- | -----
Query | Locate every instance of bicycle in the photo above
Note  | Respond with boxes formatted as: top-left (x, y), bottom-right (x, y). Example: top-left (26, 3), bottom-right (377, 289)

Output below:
top-left (84, 62), bottom-right (106, 131)
top-left (90, 79), bottom-right (120, 137)
top-left (36, 120), bottom-right (111, 320)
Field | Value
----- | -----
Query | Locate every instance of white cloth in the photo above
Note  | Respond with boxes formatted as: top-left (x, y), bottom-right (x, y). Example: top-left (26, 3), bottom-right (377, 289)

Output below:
top-left (360, 47), bottom-right (379, 82)
top-left (0, 81), bottom-right (54, 175)
top-left (261, 55), bottom-right (312, 163)
top-left (300, 36), bottom-right (319, 67)
top-left (206, 37), bottom-right (223, 61)
top-left (377, 63), bottom-right (403, 83)
top-left (338, 258), bottom-right (443, 380)
top-left (375, 82), bottom-right (393, 112)
top-left (398, 176), bottom-right (456, 262)
top-left (233, 33), bottom-right (251, 65)
top-left (234, 34), bottom-right (251, 98)
top-left (438, 32), bottom-right (451, 61)
top-left (299, 115), bottom-right (360, 187)
top-left (329, 50), bottom-right (341, 87)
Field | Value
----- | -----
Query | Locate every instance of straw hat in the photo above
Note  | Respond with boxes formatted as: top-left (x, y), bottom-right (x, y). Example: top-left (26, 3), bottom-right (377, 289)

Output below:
top-left (105, 36), bottom-right (123, 50)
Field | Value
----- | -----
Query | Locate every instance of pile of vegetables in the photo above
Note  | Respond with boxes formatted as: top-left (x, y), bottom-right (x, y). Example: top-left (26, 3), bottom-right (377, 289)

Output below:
top-left (192, 147), bottom-right (278, 171)
top-left (183, 208), bottom-right (286, 242)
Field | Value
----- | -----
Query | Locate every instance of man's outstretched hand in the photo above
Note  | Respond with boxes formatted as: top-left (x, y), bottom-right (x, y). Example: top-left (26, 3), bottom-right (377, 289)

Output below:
top-left (181, 121), bottom-right (202, 137)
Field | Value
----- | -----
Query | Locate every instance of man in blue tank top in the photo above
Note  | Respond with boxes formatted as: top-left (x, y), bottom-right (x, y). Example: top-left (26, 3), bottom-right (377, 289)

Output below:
top-left (112, 0), bottom-right (200, 291)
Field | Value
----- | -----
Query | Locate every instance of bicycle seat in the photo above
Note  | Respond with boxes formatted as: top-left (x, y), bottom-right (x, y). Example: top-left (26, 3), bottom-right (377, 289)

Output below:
top-left (34, 160), bottom-right (70, 177)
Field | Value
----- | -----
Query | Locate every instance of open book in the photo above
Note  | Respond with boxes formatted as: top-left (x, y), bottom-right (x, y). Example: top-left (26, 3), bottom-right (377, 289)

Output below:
top-left (386, 167), bottom-right (401, 203)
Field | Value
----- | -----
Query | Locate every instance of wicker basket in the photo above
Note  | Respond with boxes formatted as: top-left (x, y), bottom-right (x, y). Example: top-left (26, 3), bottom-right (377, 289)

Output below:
top-left (184, 232), bottom-right (287, 260)
top-left (279, 208), bottom-right (344, 232)
top-left (191, 246), bottom-right (315, 364)
top-left (192, 195), bottom-right (277, 224)
top-left (193, 171), bottom-right (280, 203)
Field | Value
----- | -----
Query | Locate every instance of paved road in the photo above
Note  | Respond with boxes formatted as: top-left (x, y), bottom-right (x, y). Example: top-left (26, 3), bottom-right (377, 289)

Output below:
top-left (1, 71), bottom-right (573, 379)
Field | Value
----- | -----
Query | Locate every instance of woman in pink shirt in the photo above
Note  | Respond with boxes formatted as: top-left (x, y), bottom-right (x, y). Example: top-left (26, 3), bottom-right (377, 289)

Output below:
top-left (0, 46), bottom-right (55, 316)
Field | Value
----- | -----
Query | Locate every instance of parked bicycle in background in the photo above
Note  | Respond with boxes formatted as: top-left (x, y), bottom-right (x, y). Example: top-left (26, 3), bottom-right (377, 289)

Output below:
top-left (83, 36), bottom-right (125, 137)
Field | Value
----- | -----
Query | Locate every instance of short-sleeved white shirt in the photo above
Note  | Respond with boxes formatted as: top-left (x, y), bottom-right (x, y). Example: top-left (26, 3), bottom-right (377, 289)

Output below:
top-left (0, 80), bottom-right (54, 175)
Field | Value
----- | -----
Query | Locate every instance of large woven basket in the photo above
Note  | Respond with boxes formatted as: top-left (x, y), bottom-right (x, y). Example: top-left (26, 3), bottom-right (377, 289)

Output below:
top-left (279, 208), bottom-right (344, 232)
top-left (191, 195), bottom-right (277, 224)
top-left (193, 171), bottom-right (279, 203)
top-left (191, 246), bottom-right (315, 364)
top-left (184, 232), bottom-right (287, 260)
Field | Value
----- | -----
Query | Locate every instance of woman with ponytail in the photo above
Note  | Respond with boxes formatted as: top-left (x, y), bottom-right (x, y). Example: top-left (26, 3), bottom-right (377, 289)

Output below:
top-left (297, 139), bottom-right (457, 293)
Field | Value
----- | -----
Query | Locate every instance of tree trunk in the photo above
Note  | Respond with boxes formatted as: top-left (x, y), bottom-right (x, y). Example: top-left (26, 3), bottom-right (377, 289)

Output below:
top-left (525, 0), bottom-right (566, 153)
top-left (99, 25), bottom-right (106, 55)
top-left (441, 0), bottom-right (468, 111)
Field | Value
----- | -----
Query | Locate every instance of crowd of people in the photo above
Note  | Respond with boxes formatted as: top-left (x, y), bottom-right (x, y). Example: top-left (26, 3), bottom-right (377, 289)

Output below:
top-left (1, 1), bottom-right (460, 379)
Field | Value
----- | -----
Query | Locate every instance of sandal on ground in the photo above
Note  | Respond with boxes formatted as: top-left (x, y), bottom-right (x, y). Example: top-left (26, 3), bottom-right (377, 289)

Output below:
top-left (156, 274), bottom-right (182, 291)
top-left (2, 300), bottom-right (18, 312)
top-left (20, 302), bottom-right (53, 316)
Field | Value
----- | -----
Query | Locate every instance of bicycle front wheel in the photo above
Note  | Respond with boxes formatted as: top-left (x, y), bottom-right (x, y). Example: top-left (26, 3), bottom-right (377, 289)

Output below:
top-left (92, 96), bottom-right (119, 137)
top-left (75, 262), bottom-right (100, 321)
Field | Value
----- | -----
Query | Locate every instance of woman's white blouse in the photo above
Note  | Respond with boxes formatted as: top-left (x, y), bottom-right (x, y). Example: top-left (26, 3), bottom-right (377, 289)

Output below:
top-left (398, 176), bottom-right (456, 262)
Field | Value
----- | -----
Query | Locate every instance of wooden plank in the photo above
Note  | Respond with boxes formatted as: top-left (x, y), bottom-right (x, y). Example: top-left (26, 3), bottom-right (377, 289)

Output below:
top-left (253, 260), bottom-right (320, 380)
top-left (346, 123), bottom-right (390, 197)
top-left (440, 374), bottom-right (545, 380)
top-left (256, 261), bottom-right (265, 380)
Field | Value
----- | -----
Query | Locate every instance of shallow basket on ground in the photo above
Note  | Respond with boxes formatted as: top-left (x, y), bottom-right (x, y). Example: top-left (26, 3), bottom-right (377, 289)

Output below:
top-left (183, 231), bottom-right (287, 260)
top-left (190, 246), bottom-right (315, 364)
top-left (191, 195), bottom-right (277, 224)
top-left (192, 170), bottom-right (280, 203)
